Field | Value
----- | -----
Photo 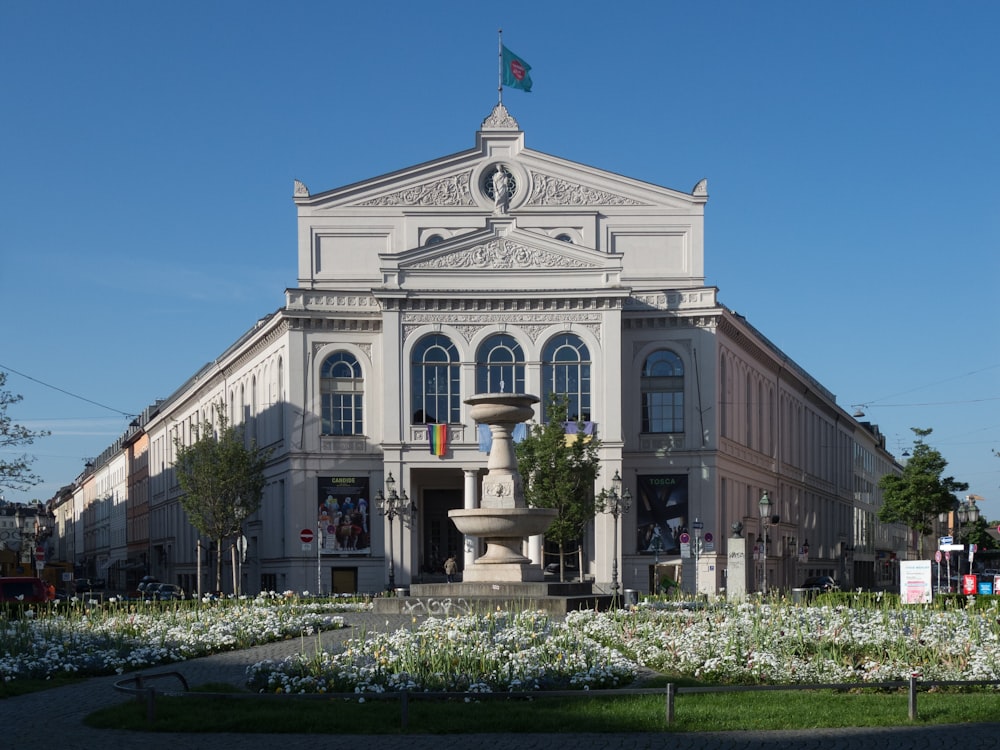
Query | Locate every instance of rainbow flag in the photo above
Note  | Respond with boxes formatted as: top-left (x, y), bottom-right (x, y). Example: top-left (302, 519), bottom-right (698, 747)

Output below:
top-left (427, 424), bottom-right (448, 456)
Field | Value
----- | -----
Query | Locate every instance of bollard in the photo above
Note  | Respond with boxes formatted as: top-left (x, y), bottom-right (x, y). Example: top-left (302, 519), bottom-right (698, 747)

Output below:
top-left (908, 672), bottom-right (920, 720)
top-left (666, 683), bottom-right (676, 725)
top-left (146, 686), bottom-right (157, 723)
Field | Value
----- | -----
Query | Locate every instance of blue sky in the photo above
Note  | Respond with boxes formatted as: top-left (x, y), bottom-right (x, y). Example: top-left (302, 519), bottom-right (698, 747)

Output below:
top-left (2, 1), bottom-right (998, 519)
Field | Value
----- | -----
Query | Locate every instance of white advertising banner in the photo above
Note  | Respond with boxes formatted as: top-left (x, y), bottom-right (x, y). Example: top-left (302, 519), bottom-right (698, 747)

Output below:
top-left (900, 559), bottom-right (932, 604)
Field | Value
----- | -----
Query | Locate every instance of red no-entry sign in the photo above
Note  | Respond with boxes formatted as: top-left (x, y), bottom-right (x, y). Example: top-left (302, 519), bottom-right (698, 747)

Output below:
top-left (300, 528), bottom-right (314, 544)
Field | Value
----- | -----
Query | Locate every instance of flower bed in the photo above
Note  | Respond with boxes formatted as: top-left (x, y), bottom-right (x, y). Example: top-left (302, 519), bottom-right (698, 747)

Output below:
top-left (0, 592), bottom-right (351, 682)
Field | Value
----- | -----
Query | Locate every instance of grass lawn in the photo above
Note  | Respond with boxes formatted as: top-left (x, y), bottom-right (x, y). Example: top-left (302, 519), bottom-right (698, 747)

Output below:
top-left (85, 683), bottom-right (1000, 734)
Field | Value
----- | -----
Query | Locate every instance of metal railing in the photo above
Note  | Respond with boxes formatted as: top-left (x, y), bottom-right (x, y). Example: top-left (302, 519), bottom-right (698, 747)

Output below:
top-left (114, 670), bottom-right (1000, 730)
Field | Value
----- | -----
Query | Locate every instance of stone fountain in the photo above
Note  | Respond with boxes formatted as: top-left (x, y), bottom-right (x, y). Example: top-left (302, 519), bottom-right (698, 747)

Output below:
top-left (374, 392), bottom-right (611, 615)
top-left (448, 393), bottom-right (557, 583)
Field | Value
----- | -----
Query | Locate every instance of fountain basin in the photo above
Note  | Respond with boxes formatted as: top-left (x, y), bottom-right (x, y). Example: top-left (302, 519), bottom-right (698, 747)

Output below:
top-left (449, 507), bottom-right (557, 539)
top-left (465, 393), bottom-right (538, 425)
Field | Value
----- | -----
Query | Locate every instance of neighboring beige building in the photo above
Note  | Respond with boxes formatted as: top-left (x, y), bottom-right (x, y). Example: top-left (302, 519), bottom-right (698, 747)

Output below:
top-left (56, 105), bottom-right (906, 597)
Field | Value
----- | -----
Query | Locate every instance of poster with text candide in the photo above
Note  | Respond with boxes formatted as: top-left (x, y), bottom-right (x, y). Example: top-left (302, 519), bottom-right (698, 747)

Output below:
top-left (900, 559), bottom-right (932, 604)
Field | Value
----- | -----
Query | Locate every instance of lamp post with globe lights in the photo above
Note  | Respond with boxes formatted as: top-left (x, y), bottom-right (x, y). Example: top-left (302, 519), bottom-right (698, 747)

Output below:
top-left (599, 470), bottom-right (631, 601)
top-left (758, 491), bottom-right (779, 595)
top-left (939, 495), bottom-right (980, 585)
top-left (375, 472), bottom-right (411, 591)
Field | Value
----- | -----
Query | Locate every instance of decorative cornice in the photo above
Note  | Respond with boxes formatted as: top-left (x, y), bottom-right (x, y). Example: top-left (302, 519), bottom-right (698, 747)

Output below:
top-left (481, 103), bottom-right (520, 130)
top-left (526, 172), bottom-right (645, 207)
top-left (225, 319), bottom-right (289, 375)
top-left (355, 172), bottom-right (476, 208)
top-left (286, 291), bottom-right (381, 312)
top-left (409, 237), bottom-right (597, 270)
top-left (401, 311), bottom-right (604, 342)
top-left (624, 290), bottom-right (719, 311)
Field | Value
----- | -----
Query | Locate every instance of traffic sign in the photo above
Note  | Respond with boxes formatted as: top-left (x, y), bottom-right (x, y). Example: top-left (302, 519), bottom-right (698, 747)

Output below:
top-left (299, 528), bottom-right (314, 544)
top-left (35, 546), bottom-right (45, 561)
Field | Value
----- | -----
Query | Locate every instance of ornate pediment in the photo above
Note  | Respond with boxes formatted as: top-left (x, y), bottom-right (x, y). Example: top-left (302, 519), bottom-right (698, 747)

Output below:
top-left (481, 102), bottom-right (520, 130)
top-left (354, 172), bottom-right (477, 207)
top-left (408, 236), bottom-right (598, 271)
top-left (525, 171), bottom-right (646, 207)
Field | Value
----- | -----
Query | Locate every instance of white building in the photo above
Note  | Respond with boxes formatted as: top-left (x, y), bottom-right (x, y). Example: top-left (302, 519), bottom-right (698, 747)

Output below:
top-left (59, 104), bottom-right (906, 597)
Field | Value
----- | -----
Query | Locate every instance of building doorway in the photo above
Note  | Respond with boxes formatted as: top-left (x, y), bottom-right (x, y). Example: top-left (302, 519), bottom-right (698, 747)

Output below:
top-left (420, 489), bottom-right (464, 579)
top-left (331, 567), bottom-right (357, 594)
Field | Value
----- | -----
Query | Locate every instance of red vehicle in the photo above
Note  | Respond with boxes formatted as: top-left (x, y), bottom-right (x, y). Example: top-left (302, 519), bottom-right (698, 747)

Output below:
top-left (0, 576), bottom-right (49, 603)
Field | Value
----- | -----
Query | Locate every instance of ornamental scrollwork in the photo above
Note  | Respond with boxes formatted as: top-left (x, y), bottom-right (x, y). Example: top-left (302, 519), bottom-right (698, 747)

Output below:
top-left (356, 173), bottom-right (476, 207)
top-left (411, 238), bottom-right (594, 270)
top-left (526, 173), bottom-right (645, 206)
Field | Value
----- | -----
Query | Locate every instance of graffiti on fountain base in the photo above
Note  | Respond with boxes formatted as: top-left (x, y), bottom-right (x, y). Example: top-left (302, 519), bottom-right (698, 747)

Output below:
top-left (400, 597), bottom-right (474, 616)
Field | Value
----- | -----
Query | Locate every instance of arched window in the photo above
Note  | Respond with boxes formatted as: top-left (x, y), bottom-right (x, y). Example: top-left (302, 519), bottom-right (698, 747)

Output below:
top-left (411, 334), bottom-right (460, 424)
top-left (641, 350), bottom-right (684, 433)
top-left (542, 334), bottom-right (591, 421)
top-left (320, 352), bottom-right (363, 435)
top-left (476, 334), bottom-right (525, 394)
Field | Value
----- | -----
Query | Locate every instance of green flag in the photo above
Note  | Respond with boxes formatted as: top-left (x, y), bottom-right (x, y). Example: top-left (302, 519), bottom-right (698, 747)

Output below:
top-left (501, 45), bottom-right (532, 92)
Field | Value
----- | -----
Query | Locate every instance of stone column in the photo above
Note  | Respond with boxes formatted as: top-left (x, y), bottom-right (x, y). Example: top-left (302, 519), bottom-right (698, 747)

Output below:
top-left (462, 468), bottom-right (478, 571)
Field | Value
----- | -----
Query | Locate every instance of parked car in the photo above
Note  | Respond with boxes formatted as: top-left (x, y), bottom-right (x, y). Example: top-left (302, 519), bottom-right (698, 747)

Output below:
top-left (154, 583), bottom-right (185, 601)
top-left (132, 577), bottom-right (161, 600)
top-left (799, 576), bottom-right (840, 592)
top-left (0, 576), bottom-right (49, 603)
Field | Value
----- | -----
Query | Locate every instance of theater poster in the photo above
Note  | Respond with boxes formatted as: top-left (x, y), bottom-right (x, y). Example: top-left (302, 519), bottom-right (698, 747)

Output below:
top-left (317, 476), bottom-right (371, 555)
top-left (635, 474), bottom-right (688, 556)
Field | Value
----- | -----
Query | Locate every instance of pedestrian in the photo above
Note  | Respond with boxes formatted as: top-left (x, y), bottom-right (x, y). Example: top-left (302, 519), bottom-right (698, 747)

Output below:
top-left (444, 554), bottom-right (457, 583)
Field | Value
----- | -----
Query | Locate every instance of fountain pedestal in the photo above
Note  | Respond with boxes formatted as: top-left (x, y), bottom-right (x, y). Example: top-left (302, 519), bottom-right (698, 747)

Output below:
top-left (447, 394), bottom-right (556, 583)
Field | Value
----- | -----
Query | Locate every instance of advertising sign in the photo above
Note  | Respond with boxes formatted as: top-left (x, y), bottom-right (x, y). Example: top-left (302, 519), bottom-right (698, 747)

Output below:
top-left (635, 474), bottom-right (688, 556)
top-left (899, 559), bottom-right (932, 604)
top-left (317, 476), bottom-right (371, 555)
top-left (962, 574), bottom-right (978, 596)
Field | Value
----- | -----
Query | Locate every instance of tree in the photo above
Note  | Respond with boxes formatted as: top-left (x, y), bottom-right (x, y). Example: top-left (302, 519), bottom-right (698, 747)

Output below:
top-left (878, 427), bottom-right (968, 557)
top-left (0, 371), bottom-right (50, 492)
top-left (965, 515), bottom-right (997, 553)
top-left (515, 394), bottom-right (601, 581)
top-left (174, 404), bottom-right (271, 592)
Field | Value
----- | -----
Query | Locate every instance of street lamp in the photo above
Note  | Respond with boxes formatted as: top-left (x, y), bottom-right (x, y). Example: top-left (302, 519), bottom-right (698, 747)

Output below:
top-left (758, 491), bottom-right (773, 595)
top-left (958, 496), bottom-right (980, 575)
top-left (692, 516), bottom-right (704, 596)
top-left (599, 470), bottom-right (632, 601)
top-left (940, 496), bottom-right (981, 583)
top-left (375, 472), bottom-right (410, 590)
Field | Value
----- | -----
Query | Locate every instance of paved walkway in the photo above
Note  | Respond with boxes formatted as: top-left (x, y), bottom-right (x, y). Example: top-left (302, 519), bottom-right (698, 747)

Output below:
top-left (2, 612), bottom-right (998, 749)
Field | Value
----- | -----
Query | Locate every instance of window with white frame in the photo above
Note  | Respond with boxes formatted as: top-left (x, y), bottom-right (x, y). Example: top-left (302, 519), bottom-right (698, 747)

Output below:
top-left (476, 333), bottom-right (525, 395)
top-left (641, 349), bottom-right (684, 433)
top-left (320, 352), bottom-right (363, 435)
top-left (541, 333), bottom-right (591, 421)
top-left (411, 334), bottom-right (460, 424)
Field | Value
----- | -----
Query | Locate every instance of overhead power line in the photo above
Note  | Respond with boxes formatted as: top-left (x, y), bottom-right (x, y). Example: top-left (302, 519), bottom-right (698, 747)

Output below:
top-left (0, 363), bottom-right (135, 418)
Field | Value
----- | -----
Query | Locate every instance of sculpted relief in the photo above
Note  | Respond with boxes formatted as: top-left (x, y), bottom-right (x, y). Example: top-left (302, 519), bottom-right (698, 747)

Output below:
top-left (410, 237), bottom-right (595, 270)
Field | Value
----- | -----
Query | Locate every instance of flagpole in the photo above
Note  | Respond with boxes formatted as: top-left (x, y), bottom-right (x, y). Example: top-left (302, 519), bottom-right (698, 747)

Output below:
top-left (497, 28), bottom-right (503, 105)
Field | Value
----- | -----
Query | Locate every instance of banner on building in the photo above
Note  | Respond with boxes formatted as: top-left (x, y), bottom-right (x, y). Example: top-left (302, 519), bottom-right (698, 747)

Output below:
top-left (635, 474), bottom-right (689, 556)
top-left (317, 477), bottom-right (371, 555)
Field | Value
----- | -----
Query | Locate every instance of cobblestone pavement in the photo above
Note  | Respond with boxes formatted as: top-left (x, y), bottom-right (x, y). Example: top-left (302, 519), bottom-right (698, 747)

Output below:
top-left (3, 612), bottom-right (998, 749)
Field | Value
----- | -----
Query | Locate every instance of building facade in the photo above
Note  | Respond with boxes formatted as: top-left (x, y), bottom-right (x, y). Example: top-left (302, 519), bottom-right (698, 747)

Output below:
top-left (48, 105), bottom-right (907, 596)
